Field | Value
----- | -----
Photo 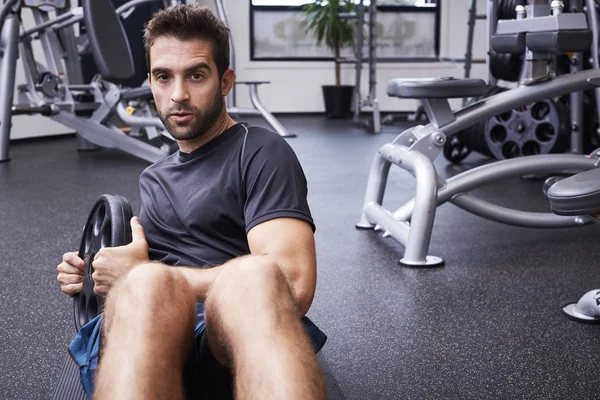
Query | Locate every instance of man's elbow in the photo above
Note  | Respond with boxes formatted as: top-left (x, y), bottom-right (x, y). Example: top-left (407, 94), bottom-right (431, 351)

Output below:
top-left (294, 285), bottom-right (316, 316)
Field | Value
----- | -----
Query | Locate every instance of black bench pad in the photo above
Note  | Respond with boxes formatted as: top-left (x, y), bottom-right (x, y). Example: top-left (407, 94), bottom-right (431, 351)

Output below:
top-left (121, 86), bottom-right (153, 101)
top-left (527, 30), bottom-right (593, 53)
top-left (491, 33), bottom-right (526, 54)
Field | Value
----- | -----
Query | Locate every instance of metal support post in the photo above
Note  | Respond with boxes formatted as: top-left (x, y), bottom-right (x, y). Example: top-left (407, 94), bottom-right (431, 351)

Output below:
top-left (0, 12), bottom-right (20, 162)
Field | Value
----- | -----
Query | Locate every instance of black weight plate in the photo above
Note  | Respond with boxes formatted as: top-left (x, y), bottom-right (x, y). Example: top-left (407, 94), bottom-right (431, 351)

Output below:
top-left (484, 98), bottom-right (569, 160)
top-left (73, 194), bottom-right (133, 331)
top-left (443, 86), bottom-right (505, 163)
top-left (443, 134), bottom-right (472, 164)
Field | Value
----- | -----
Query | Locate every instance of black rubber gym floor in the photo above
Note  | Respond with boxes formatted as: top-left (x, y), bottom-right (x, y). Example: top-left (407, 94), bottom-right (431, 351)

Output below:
top-left (2, 115), bottom-right (600, 400)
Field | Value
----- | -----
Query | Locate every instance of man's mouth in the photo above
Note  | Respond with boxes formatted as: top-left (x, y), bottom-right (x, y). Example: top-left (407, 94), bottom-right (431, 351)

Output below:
top-left (169, 112), bottom-right (194, 122)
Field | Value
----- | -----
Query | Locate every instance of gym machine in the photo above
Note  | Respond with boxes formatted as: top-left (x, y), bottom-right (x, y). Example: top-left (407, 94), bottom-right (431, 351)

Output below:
top-left (444, 0), bottom-right (600, 164)
top-left (547, 167), bottom-right (600, 324)
top-left (393, 0), bottom-right (489, 128)
top-left (0, 0), bottom-right (179, 163)
top-left (356, 0), bottom-right (600, 267)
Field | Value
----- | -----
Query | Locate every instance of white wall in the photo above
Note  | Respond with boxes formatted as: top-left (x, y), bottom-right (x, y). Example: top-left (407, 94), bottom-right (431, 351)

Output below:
top-left (205, 0), bottom-right (490, 113)
top-left (10, 0), bottom-right (489, 140)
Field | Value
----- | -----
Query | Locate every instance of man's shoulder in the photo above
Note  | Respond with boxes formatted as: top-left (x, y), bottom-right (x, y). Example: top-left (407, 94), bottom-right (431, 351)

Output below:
top-left (246, 124), bottom-right (282, 140)
top-left (244, 124), bottom-right (294, 153)
top-left (140, 151), bottom-right (178, 179)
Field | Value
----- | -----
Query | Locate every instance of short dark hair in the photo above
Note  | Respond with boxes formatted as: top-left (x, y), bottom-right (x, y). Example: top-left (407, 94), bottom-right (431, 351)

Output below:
top-left (144, 4), bottom-right (231, 78)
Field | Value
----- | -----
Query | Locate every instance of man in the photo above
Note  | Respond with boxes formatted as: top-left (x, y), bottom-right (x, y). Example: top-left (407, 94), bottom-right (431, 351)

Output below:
top-left (56, 4), bottom-right (326, 399)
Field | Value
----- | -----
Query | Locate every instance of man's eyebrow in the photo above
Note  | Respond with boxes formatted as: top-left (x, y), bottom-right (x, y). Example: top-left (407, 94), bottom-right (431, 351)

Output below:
top-left (151, 63), bottom-right (212, 76)
top-left (184, 63), bottom-right (211, 74)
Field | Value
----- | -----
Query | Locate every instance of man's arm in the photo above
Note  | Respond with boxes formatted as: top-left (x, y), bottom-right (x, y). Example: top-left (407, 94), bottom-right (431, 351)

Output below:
top-left (175, 266), bottom-right (221, 303)
top-left (246, 217), bottom-right (317, 316)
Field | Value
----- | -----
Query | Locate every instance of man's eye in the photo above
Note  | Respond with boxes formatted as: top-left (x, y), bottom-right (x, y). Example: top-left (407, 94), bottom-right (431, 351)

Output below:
top-left (157, 74), bottom-right (169, 81)
top-left (191, 73), bottom-right (203, 80)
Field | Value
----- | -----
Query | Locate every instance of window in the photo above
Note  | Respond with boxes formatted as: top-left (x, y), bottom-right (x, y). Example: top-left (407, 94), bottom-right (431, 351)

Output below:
top-left (250, 0), bottom-right (440, 61)
top-left (251, 1), bottom-right (437, 5)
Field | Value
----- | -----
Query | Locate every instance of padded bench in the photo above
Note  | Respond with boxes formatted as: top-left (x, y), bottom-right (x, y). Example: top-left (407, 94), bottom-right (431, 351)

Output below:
top-left (547, 168), bottom-right (600, 216)
top-left (386, 77), bottom-right (488, 99)
top-left (491, 29), bottom-right (593, 55)
top-left (120, 86), bottom-right (153, 101)
top-left (491, 33), bottom-right (526, 54)
top-left (386, 77), bottom-right (488, 129)
top-left (527, 29), bottom-right (593, 53)
top-left (235, 80), bottom-right (270, 86)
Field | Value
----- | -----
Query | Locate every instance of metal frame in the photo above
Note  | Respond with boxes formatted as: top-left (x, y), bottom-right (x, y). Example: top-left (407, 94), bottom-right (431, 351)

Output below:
top-left (357, 67), bottom-right (600, 266)
top-left (0, 5), bottom-right (20, 162)
top-left (352, 0), bottom-right (381, 134)
top-left (584, 0), bottom-right (600, 142)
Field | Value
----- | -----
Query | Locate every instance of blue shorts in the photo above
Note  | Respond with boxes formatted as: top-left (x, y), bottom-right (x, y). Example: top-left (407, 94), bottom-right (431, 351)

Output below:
top-left (68, 304), bottom-right (326, 400)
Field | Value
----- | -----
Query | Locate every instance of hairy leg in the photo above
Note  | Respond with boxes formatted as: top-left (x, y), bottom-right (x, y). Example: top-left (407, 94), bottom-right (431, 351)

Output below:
top-left (204, 256), bottom-right (326, 400)
top-left (94, 263), bottom-right (196, 400)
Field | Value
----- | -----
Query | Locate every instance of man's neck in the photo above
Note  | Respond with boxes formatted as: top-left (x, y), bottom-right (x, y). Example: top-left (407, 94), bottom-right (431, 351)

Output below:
top-left (177, 113), bottom-right (237, 154)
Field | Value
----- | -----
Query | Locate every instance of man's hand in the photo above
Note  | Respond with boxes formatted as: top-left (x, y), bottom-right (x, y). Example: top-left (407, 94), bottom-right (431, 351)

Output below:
top-left (92, 216), bottom-right (150, 296)
top-left (57, 252), bottom-right (84, 296)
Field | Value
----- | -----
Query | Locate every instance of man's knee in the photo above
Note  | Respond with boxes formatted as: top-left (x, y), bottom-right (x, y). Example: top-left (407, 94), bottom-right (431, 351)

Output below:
top-left (109, 262), bottom-right (190, 302)
top-left (104, 263), bottom-right (196, 331)
top-left (205, 256), bottom-right (297, 328)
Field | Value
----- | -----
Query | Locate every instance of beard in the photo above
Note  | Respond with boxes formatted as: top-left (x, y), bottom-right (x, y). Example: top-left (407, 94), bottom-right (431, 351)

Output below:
top-left (157, 85), bottom-right (225, 142)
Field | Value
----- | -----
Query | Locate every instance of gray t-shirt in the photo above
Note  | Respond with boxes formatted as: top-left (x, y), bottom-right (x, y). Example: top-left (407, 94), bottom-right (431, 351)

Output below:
top-left (138, 123), bottom-right (315, 268)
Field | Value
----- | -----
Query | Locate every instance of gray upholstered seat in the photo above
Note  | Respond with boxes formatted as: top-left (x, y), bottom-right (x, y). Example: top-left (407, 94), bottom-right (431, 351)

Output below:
top-left (386, 77), bottom-right (488, 99)
top-left (547, 168), bottom-right (600, 215)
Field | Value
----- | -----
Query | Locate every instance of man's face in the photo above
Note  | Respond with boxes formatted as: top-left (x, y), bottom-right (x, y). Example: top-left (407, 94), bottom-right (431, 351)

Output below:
top-left (148, 36), bottom-right (224, 141)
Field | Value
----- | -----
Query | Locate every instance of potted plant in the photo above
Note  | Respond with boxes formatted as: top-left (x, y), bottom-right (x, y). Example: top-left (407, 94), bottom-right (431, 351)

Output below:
top-left (303, 0), bottom-right (357, 118)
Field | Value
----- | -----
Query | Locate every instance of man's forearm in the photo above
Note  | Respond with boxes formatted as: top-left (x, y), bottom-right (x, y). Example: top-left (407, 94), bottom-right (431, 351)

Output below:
top-left (173, 266), bottom-right (222, 303)
top-left (168, 254), bottom-right (307, 308)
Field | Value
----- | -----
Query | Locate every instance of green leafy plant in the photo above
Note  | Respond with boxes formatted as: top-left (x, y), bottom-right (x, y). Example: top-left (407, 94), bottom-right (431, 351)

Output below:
top-left (303, 0), bottom-right (358, 86)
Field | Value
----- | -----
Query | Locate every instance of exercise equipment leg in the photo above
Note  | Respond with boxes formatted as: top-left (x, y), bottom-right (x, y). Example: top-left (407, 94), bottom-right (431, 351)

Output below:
top-left (0, 11), bottom-right (19, 162)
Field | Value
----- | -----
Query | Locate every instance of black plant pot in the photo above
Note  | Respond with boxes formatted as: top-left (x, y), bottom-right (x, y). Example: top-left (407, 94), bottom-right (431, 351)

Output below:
top-left (322, 85), bottom-right (354, 119)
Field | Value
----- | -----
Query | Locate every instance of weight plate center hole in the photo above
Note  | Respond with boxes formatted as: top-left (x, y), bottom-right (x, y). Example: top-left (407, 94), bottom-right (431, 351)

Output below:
top-left (88, 254), bottom-right (95, 280)
top-left (87, 295), bottom-right (99, 323)
top-left (93, 205), bottom-right (106, 237)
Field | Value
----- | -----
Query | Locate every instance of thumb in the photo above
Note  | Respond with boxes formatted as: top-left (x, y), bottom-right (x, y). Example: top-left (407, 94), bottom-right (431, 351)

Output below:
top-left (130, 216), bottom-right (146, 243)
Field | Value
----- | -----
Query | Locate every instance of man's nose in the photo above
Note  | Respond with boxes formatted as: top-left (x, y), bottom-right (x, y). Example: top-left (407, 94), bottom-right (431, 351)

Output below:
top-left (170, 79), bottom-right (189, 103)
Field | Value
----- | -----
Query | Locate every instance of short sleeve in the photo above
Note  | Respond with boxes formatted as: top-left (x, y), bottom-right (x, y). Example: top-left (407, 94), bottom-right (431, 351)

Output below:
top-left (242, 131), bottom-right (315, 233)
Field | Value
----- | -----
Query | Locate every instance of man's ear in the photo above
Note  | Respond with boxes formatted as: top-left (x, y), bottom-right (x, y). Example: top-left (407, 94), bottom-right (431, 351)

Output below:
top-left (221, 69), bottom-right (236, 96)
top-left (147, 73), bottom-right (151, 85)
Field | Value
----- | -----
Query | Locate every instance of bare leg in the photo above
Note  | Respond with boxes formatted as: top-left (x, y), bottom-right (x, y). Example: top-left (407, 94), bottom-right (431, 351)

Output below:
top-left (93, 263), bottom-right (197, 400)
top-left (204, 256), bottom-right (326, 400)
